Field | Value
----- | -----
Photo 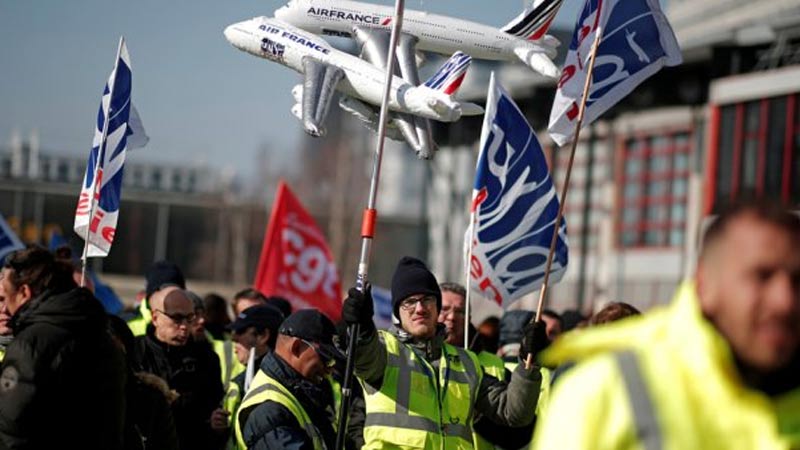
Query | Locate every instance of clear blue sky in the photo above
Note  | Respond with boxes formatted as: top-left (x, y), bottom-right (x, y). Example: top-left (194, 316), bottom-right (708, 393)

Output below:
top-left (0, 0), bottom-right (580, 182)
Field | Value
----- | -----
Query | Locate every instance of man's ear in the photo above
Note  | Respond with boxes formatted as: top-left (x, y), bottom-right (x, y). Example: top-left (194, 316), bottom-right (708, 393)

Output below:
top-left (18, 284), bottom-right (32, 304)
top-left (695, 263), bottom-right (716, 314)
top-left (289, 337), bottom-right (304, 358)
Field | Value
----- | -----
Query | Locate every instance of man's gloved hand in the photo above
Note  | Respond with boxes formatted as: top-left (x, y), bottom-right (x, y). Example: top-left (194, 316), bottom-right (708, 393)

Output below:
top-left (520, 320), bottom-right (550, 363)
top-left (341, 284), bottom-right (374, 328)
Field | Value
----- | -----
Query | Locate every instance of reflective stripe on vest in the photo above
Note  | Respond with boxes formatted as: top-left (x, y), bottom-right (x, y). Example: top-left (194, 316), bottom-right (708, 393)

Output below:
top-left (361, 331), bottom-right (483, 449)
top-left (235, 371), bottom-right (325, 450)
top-left (615, 351), bottom-right (663, 450)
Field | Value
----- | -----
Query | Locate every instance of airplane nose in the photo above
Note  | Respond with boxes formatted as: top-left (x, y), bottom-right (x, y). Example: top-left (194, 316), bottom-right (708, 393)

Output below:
top-left (223, 24), bottom-right (237, 45)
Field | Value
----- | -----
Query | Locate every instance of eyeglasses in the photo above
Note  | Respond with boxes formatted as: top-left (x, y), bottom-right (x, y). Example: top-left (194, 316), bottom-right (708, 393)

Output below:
top-left (154, 309), bottom-right (196, 326)
top-left (300, 339), bottom-right (336, 368)
top-left (399, 295), bottom-right (437, 312)
top-left (440, 306), bottom-right (466, 317)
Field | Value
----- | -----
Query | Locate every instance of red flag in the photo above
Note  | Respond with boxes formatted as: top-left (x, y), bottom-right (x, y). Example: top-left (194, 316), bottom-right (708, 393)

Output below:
top-left (254, 181), bottom-right (342, 321)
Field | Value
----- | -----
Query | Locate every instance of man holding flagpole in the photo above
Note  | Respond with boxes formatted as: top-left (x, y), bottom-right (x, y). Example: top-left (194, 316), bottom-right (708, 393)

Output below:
top-left (342, 256), bottom-right (548, 450)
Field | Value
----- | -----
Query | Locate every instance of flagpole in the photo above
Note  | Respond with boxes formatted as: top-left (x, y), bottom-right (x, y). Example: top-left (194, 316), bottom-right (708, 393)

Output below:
top-left (463, 210), bottom-right (476, 349)
top-left (526, 26), bottom-right (603, 368)
top-left (80, 36), bottom-right (124, 288)
top-left (336, 2), bottom-right (404, 449)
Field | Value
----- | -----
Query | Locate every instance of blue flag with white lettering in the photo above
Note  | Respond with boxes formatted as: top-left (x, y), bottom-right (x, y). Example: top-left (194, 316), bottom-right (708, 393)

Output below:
top-left (469, 74), bottom-right (568, 307)
top-left (549, 0), bottom-right (681, 146)
top-left (0, 214), bottom-right (24, 262)
top-left (74, 37), bottom-right (147, 258)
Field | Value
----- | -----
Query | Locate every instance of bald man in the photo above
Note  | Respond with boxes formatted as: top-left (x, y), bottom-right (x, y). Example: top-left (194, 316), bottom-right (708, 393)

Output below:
top-left (136, 286), bottom-right (225, 450)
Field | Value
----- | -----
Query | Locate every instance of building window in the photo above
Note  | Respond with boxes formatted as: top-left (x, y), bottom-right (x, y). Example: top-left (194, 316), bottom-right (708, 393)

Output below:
top-left (57, 162), bottom-right (70, 182)
top-left (712, 93), bottom-right (800, 211)
top-left (618, 131), bottom-right (692, 248)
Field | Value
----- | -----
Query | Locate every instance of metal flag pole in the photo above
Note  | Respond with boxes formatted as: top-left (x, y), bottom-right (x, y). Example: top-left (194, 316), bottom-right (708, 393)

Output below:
top-left (336, 1), bottom-right (405, 449)
top-left (463, 211), bottom-right (476, 349)
top-left (80, 36), bottom-right (124, 288)
top-left (525, 26), bottom-right (603, 369)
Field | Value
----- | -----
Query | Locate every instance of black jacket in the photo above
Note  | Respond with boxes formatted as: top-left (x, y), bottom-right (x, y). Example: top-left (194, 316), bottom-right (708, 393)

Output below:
top-left (0, 288), bottom-right (127, 450)
top-left (239, 353), bottom-right (338, 450)
top-left (124, 372), bottom-right (179, 450)
top-left (136, 326), bottom-right (223, 450)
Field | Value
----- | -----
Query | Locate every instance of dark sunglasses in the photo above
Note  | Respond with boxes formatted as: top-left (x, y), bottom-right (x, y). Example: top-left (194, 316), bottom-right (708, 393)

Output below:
top-left (154, 309), bottom-right (196, 326)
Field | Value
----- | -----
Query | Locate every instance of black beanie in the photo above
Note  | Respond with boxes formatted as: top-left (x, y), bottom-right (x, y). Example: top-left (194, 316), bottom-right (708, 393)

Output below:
top-left (391, 256), bottom-right (441, 318)
top-left (145, 260), bottom-right (186, 299)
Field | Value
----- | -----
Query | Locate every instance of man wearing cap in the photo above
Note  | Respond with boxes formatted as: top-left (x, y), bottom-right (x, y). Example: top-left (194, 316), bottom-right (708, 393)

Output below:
top-left (136, 285), bottom-right (224, 450)
top-left (342, 256), bottom-right (548, 450)
top-left (127, 260), bottom-right (186, 337)
top-left (212, 304), bottom-right (284, 446)
top-left (234, 309), bottom-right (343, 450)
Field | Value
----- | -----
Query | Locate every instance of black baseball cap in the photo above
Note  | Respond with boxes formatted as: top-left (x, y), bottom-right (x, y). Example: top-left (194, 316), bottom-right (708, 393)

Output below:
top-left (279, 309), bottom-right (343, 363)
top-left (229, 304), bottom-right (284, 334)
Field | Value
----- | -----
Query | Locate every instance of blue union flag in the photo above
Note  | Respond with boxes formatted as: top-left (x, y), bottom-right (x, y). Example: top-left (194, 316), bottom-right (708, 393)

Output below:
top-left (74, 38), bottom-right (147, 257)
top-left (469, 74), bottom-right (568, 307)
top-left (549, 0), bottom-right (682, 146)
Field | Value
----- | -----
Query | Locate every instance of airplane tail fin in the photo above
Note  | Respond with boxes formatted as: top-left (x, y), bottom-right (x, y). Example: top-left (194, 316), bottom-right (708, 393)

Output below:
top-left (501, 0), bottom-right (564, 41)
top-left (422, 51), bottom-right (471, 96)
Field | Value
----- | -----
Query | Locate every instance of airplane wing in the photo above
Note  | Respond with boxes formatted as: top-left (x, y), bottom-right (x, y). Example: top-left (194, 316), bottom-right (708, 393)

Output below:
top-left (346, 26), bottom-right (436, 159)
top-left (296, 56), bottom-right (344, 137)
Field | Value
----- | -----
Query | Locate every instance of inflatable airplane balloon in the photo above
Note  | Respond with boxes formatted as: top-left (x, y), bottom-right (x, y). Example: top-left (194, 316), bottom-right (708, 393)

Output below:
top-left (224, 17), bottom-right (482, 159)
top-left (274, 0), bottom-right (563, 78)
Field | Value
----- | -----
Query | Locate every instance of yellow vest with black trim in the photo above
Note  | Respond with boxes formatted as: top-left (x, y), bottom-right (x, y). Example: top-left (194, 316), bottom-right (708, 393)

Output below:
top-left (234, 369), bottom-right (325, 450)
top-left (361, 330), bottom-right (484, 450)
top-left (532, 282), bottom-right (800, 450)
top-left (473, 351), bottom-right (505, 450)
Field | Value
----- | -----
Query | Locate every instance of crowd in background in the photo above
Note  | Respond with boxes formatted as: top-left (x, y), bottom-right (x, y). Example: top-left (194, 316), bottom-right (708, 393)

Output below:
top-left (0, 199), bottom-right (797, 449)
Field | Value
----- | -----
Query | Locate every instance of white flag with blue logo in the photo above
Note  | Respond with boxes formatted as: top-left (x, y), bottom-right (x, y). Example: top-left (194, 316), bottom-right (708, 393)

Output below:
top-left (0, 214), bottom-right (24, 262)
top-left (469, 73), bottom-right (568, 307)
top-left (74, 37), bottom-right (147, 258)
top-left (548, 0), bottom-right (682, 146)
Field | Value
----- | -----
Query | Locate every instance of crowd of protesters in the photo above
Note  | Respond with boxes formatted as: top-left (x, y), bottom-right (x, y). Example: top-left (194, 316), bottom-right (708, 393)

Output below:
top-left (0, 199), bottom-right (797, 449)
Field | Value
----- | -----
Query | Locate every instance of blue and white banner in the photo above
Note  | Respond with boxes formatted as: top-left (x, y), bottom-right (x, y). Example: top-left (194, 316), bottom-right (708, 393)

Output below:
top-left (548, 0), bottom-right (682, 146)
top-left (469, 73), bottom-right (568, 307)
top-left (74, 38), bottom-right (147, 257)
top-left (0, 214), bottom-right (24, 262)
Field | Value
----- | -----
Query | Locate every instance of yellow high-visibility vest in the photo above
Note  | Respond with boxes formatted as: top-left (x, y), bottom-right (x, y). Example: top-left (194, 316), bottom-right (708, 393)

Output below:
top-left (532, 282), bottom-right (800, 450)
top-left (361, 330), bottom-right (483, 450)
top-left (234, 370), bottom-right (325, 450)
top-left (126, 300), bottom-right (151, 337)
top-left (210, 333), bottom-right (246, 388)
top-left (223, 381), bottom-right (241, 450)
top-left (474, 351), bottom-right (504, 450)
top-left (476, 351), bottom-right (504, 379)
